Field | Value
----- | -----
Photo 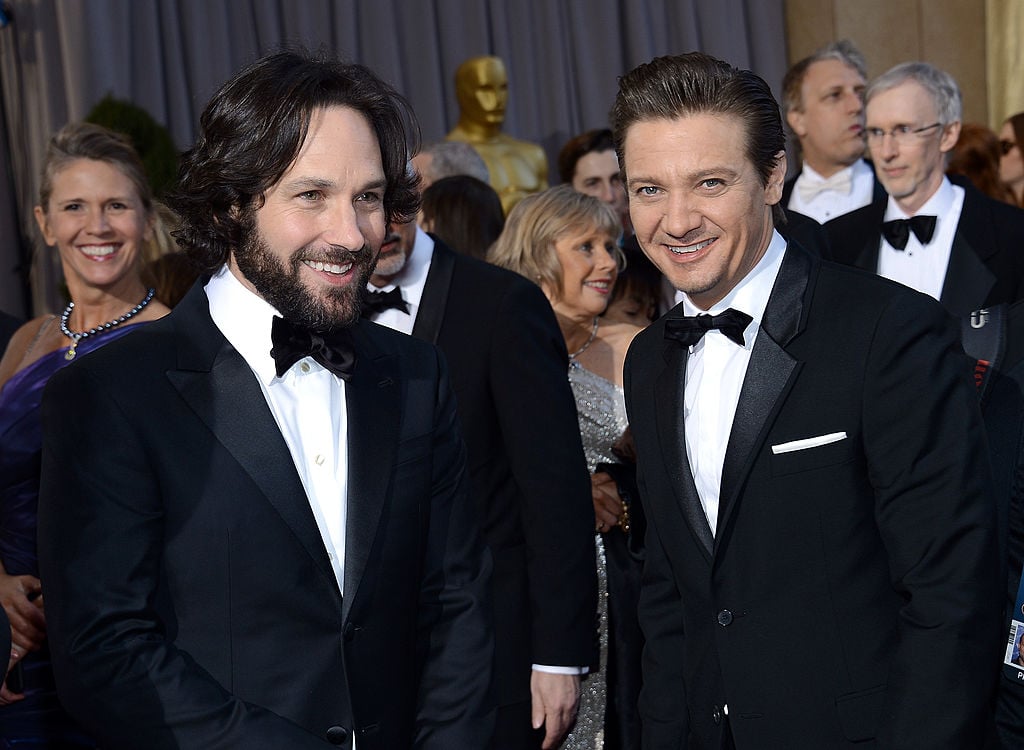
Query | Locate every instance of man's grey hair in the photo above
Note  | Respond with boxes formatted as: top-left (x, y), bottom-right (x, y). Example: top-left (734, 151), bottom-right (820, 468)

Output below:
top-left (781, 39), bottom-right (867, 117)
top-left (866, 62), bottom-right (962, 125)
top-left (420, 141), bottom-right (490, 183)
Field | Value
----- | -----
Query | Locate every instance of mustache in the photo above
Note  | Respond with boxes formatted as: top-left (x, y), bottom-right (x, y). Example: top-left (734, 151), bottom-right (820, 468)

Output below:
top-left (294, 243), bottom-right (374, 265)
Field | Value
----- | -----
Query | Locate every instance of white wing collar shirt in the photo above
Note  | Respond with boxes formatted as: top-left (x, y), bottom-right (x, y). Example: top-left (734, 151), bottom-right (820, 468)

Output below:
top-left (680, 230), bottom-right (787, 535)
top-left (366, 226), bottom-right (435, 334)
top-left (206, 265), bottom-right (349, 592)
top-left (878, 176), bottom-right (964, 302)
top-left (788, 160), bottom-right (876, 224)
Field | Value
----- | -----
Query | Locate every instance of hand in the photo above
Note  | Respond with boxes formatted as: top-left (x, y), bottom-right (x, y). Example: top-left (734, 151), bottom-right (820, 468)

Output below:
top-left (0, 646), bottom-right (26, 705)
top-left (0, 568), bottom-right (45, 654)
top-left (592, 472), bottom-right (623, 533)
top-left (531, 670), bottom-right (580, 749)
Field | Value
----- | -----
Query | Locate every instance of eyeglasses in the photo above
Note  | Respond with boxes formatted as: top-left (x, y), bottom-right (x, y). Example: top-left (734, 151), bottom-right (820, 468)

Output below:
top-left (865, 122), bottom-right (943, 146)
top-left (1000, 139), bottom-right (1018, 156)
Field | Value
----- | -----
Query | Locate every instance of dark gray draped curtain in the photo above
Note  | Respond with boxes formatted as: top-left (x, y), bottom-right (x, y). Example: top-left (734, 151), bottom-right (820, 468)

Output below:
top-left (0, 0), bottom-right (786, 316)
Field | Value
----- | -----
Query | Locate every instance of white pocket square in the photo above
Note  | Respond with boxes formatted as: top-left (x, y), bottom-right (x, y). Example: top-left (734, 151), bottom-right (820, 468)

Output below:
top-left (771, 431), bottom-right (847, 455)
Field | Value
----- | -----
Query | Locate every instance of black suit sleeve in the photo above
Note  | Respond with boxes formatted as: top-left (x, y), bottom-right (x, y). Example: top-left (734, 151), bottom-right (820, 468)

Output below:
top-left (37, 366), bottom-right (335, 749)
top-left (862, 292), bottom-right (1001, 747)
top-left (413, 347), bottom-right (496, 747)
top-left (488, 279), bottom-right (597, 667)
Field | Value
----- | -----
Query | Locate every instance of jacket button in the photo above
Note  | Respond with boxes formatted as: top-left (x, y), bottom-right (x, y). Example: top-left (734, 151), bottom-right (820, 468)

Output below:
top-left (712, 705), bottom-right (722, 725)
top-left (326, 725), bottom-right (349, 745)
top-left (717, 609), bottom-right (733, 626)
top-left (343, 622), bottom-right (356, 642)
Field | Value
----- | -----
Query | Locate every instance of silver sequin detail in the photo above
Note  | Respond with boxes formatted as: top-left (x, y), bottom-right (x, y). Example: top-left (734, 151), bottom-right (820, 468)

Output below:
top-left (561, 362), bottom-right (628, 750)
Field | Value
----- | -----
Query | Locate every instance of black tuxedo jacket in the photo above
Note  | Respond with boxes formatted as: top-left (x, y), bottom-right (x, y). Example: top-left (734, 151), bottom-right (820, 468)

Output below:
top-left (625, 244), bottom-right (1001, 749)
top-left (37, 281), bottom-right (494, 750)
top-left (411, 238), bottom-right (597, 705)
top-left (824, 182), bottom-right (1024, 318)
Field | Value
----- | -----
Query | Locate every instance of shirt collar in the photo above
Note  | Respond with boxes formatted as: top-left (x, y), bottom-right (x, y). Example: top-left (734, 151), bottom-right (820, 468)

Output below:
top-left (205, 265), bottom-right (284, 386)
top-left (681, 229), bottom-right (787, 339)
top-left (801, 162), bottom-right (855, 185)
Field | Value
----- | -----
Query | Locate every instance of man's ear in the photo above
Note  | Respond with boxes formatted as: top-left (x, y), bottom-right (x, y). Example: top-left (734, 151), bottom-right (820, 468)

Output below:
top-left (765, 151), bottom-right (787, 206)
top-left (786, 108), bottom-right (805, 138)
top-left (939, 121), bottom-right (962, 155)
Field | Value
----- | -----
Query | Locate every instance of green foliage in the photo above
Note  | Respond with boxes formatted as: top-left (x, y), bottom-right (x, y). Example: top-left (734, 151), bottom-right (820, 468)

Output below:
top-left (85, 94), bottom-right (178, 198)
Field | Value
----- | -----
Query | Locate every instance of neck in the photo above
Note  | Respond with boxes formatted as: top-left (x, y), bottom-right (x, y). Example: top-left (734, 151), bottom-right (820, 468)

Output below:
top-left (556, 311), bottom-right (598, 355)
top-left (65, 277), bottom-right (150, 332)
top-left (453, 118), bottom-right (501, 142)
top-left (804, 156), bottom-right (854, 179)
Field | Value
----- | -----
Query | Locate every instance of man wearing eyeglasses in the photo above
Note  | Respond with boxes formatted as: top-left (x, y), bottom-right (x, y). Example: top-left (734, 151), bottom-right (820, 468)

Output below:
top-left (826, 62), bottom-right (1024, 317)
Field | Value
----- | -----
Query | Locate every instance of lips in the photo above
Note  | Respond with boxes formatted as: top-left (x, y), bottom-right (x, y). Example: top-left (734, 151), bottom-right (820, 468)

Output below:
top-left (302, 259), bottom-right (354, 276)
top-left (668, 238), bottom-right (715, 255)
top-left (78, 244), bottom-right (120, 260)
top-left (584, 279), bottom-right (612, 294)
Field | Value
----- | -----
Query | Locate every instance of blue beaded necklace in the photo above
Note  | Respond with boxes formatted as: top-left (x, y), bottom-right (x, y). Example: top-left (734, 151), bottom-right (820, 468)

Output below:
top-left (60, 287), bottom-right (156, 360)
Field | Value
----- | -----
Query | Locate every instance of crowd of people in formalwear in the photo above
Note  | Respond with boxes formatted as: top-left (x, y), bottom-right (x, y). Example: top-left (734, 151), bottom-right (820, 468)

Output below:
top-left (1, 34), bottom-right (1024, 750)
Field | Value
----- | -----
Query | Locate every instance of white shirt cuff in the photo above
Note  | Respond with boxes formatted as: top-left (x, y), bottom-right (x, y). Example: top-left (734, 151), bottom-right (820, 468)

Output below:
top-left (531, 664), bottom-right (589, 675)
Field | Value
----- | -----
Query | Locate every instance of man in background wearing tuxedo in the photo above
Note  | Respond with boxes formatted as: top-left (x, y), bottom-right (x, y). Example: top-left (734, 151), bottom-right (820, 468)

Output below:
top-left (826, 61), bottom-right (1024, 318)
top-left (363, 217), bottom-right (597, 750)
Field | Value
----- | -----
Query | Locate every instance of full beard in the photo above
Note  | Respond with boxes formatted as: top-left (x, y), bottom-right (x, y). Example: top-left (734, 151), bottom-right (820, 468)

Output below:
top-left (234, 220), bottom-right (375, 331)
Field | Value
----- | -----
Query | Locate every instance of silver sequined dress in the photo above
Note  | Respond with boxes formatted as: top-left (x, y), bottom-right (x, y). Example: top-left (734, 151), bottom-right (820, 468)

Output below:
top-left (562, 360), bottom-right (629, 750)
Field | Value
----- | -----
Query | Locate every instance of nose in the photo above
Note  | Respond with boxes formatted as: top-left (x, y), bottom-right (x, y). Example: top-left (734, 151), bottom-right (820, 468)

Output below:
top-left (597, 181), bottom-right (614, 206)
top-left (323, 201), bottom-right (373, 251)
top-left (874, 131), bottom-right (900, 161)
top-left (662, 191), bottom-right (702, 240)
top-left (846, 90), bottom-right (863, 114)
top-left (87, 208), bottom-right (111, 235)
top-left (594, 244), bottom-right (619, 275)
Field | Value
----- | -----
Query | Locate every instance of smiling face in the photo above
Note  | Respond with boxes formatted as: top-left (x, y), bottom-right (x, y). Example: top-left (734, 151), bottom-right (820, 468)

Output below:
top-left (544, 225), bottom-right (620, 320)
top-left (230, 105), bottom-right (387, 329)
top-left (866, 80), bottom-right (959, 215)
top-left (34, 158), bottom-right (152, 296)
top-left (623, 113), bottom-right (784, 310)
top-left (787, 59), bottom-right (866, 175)
top-left (572, 149), bottom-right (628, 226)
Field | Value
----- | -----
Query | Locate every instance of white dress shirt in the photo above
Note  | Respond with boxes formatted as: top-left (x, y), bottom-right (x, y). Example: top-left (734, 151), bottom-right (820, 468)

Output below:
top-left (681, 231), bottom-right (787, 535)
top-left (788, 160), bottom-right (876, 224)
top-left (878, 177), bottom-right (964, 302)
top-left (367, 227), bottom-right (434, 333)
top-left (205, 266), bottom-right (349, 593)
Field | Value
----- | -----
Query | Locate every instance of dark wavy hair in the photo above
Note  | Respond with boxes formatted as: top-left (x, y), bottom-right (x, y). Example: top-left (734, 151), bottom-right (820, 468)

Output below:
top-left (421, 175), bottom-right (504, 260)
top-left (167, 48), bottom-right (420, 273)
top-left (557, 128), bottom-right (616, 184)
top-left (610, 52), bottom-right (786, 223)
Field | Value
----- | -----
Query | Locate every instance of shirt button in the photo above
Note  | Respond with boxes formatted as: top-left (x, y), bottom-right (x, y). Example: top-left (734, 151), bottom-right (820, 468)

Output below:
top-left (717, 609), bottom-right (733, 626)
top-left (300, 362), bottom-right (311, 373)
top-left (314, 454), bottom-right (325, 466)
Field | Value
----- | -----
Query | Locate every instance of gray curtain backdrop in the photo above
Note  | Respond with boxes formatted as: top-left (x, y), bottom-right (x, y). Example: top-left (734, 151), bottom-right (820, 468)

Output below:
top-left (0, 0), bottom-right (786, 317)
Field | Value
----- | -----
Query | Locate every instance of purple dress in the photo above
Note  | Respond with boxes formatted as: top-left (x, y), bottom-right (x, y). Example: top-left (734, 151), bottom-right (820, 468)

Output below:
top-left (0, 324), bottom-right (145, 747)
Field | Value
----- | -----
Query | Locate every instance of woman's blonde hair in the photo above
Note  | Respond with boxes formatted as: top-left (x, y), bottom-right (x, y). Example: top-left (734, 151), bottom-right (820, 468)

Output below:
top-left (488, 184), bottom-right (622, 300)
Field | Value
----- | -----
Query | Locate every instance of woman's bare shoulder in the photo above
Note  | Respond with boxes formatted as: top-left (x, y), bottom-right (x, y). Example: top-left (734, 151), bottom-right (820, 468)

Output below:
top-left (0, 315), bottom-right (60, 390)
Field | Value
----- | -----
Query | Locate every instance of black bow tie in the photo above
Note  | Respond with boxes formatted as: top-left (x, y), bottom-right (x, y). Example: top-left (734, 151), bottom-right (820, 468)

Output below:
top-left (270, 316), bottom-right (356, 380)
top-left (664, 308), bottom-right (752, 348)
top-left (361, 286), bottom-right (409, 315)
top-left (881, 215), bottom-right (937, 250)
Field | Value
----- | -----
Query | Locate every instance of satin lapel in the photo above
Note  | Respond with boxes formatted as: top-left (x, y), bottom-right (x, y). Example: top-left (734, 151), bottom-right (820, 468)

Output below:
top-left (655, 325), bottom-right (714, 560)
top-left (939, 197), bottom-right (996, 317)
top-left (341, 322), bottom-right (400, 622)
top-left (165, 284), bottom-right (338, 593)
top-left (716, 246), bottom-right (810, 546)
top-left (411, 236), bottom-right (456, 344)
